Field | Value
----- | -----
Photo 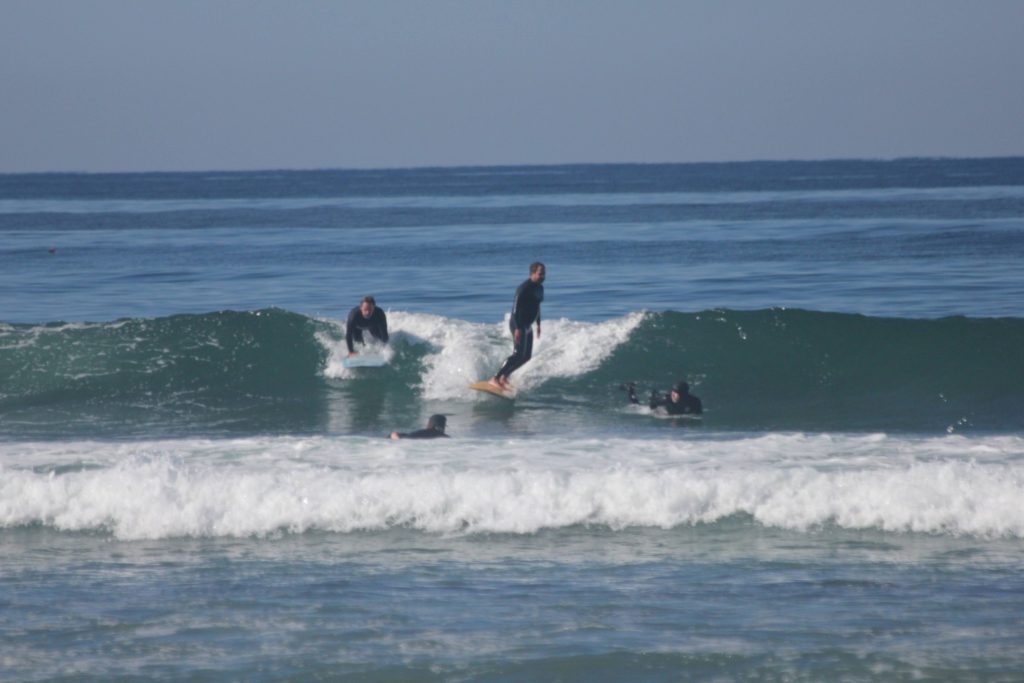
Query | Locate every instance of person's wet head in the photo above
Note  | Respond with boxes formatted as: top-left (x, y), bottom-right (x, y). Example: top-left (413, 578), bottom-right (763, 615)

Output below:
top-left (360, 296), bottom-right (376, 318)
top-left (427, 414), bottom-right (447, 433)
top-left (671, 380), bottom-right (689, 402)
top-left (529, 262), bottom-right (545, 284)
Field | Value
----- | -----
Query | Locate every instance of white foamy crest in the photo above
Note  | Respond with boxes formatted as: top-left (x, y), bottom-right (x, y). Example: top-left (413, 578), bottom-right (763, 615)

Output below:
top-left (318, 310), bottom-right (644, 398)
top-left (514, 313), bottom-right (645, 390)
top-left (2, 434), bottom-right (1023, 540)
top-left (390, 311), bottom-right (501, 398)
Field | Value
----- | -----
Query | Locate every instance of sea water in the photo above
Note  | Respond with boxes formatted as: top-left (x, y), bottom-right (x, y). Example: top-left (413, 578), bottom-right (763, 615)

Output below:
top-left (2, 159), bottom-right (1024, 681)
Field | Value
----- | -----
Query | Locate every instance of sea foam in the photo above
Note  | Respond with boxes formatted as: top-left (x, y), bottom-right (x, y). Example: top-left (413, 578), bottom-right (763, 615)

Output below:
top-left (320, 311), bottom-right (644, 398)
top-left (2, 434), bottom-right (1022, 540)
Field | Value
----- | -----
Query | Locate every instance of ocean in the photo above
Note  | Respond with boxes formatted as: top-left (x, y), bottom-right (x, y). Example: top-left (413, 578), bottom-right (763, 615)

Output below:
top-left (2, 158), bottom-right (1023, 681)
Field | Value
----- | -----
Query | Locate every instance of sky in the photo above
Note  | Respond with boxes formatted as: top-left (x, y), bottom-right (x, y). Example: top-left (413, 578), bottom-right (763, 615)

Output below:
top-left (2, 0), bottom-right (1023, 173)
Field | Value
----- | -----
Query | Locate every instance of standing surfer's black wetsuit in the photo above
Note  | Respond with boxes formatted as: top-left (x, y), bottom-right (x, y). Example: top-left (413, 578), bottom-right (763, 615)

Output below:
top-left (346, 306), bottom-right (389, 353)
top-left (497, 278), bottom-right (544, 380)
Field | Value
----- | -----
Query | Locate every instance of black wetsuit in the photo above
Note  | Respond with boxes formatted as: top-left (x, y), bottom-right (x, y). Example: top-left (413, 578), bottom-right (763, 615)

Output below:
top-left (393, 428), bottom-right (448, 440)
top-left (346, 306), bottom-right (389, 353)
top-left (651, 391), bottom-right (703, 416)
top-left (626, 385), bottom-right (703, 416)
top-left (497, 278), bottom-right (543, 379)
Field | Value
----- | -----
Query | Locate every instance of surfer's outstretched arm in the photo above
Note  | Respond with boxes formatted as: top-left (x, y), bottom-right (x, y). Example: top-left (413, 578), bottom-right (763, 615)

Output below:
top-left (620, 383), bottom-right (641, 405)
top-left (371, 307), bottom-right (389, 344)
top-left (345, 306), bottom-right (361, 354)
top-left (649, 391), bottom-right (669, 410)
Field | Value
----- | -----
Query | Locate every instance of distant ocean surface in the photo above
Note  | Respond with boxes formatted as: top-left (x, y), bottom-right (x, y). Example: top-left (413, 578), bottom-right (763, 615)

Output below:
top-left (2, 159), bottom-right (1023, 681)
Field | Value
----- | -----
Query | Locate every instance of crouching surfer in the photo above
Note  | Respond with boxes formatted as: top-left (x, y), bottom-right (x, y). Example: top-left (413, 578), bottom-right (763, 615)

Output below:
top-left (390, 414), bottom-right (449, 440)
top-left (622, 380), bottom-right (703, 416)
top-left (346, 296), bottom-right (389, 357)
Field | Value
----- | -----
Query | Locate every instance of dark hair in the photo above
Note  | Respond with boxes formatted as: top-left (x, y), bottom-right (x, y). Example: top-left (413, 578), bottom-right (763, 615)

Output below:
top-left (673, 381), bottom-right (689, 394)
top-left (361, 296), bottom-right (376, 306)
top-left (530, 262), bottom-right (545, 274)
top-left (427, 414), bottom-right (447, 431)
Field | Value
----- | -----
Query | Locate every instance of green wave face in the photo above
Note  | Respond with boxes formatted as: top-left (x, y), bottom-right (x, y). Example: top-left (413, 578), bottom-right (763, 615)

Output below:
top-left (0, 309), bottom-right (333, 436)
top-left (572, 309), bottom-right (1023, 432)
top-left (2, 308), bottom-right (1021, 437)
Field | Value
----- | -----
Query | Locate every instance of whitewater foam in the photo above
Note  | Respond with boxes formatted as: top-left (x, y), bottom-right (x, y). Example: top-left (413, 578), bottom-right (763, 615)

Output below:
top-left (319, 334), bottom-right (395, 380)
top-left (319, 311), bottom-right (645, 398)
top-left (3, 434), bottom-right (1022, 540)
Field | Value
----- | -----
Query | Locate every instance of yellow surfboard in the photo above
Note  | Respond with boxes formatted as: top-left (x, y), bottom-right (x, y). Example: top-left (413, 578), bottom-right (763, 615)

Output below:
top-left (468, 380), bottom-right (516, 400)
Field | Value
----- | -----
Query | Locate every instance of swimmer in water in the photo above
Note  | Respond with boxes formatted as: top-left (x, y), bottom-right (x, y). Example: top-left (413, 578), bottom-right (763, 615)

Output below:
top-left (390, 414), bottom-right (449, 440)
top-left (622, 380), bottom-right (703, 416)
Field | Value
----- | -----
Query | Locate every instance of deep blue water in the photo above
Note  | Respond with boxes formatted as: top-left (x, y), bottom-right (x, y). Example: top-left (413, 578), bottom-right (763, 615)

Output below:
top-left (2, 159), bottom-right (1023, 681)
top-left (3, 159), bottom-right (1024, 324)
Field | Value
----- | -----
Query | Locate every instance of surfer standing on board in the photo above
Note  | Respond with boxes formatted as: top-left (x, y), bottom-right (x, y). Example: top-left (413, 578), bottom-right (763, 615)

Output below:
top-left (346, 296), bottom-right (389, 357)
top-left (490, 262), bottom-right (545, 390)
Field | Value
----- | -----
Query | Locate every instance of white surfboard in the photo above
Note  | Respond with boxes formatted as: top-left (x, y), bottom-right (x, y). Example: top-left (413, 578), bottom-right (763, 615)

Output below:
top-left (342, 354), bottom-right (388, 369)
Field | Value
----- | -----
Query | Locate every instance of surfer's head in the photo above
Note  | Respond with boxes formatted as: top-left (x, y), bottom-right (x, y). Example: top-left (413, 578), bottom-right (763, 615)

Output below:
top-left (672, 381), bottom-right (689, 400)
top-left (360, 296), bottom-right (376, 318)
top-left (427, 414), bottom-right (447, 433)
top-left (530, 262), bottom-right (546, 283)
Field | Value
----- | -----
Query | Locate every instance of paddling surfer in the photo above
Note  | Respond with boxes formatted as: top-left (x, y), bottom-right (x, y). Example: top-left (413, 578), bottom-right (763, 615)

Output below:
top-left (490, 262), bottom-right (545, 390)
top-left (390, 414), bottom-right (449, 440)
top-left (622, 380), bottom-right (703, 416)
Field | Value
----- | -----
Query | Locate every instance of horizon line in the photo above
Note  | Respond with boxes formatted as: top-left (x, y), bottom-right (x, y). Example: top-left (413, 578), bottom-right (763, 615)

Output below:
top-left (4, 154), bottom-right (1024, 177)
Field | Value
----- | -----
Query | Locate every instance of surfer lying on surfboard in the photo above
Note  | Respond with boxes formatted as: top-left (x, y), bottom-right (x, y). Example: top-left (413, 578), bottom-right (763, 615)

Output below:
top-left (390, 414), bottom-right (449, 440)
top-left (622, 380), bottom-right (703, 416)
top-left (489, 262), bottom-right (545, 391)
top-left (346, 295), bottom-right (389, 357)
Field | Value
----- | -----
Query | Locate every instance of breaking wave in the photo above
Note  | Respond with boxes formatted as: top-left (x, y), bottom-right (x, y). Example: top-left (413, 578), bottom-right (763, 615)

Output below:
top-left (1, 308), bottom-right (1022, 435)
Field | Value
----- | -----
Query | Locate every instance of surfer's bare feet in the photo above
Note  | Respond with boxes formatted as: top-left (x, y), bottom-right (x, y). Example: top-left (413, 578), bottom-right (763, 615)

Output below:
top-left (490, 377), bottom-right (506, 389)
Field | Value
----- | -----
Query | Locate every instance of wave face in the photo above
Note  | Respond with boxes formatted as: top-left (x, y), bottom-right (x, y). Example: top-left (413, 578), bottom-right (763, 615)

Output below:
top-left (576, 309), bottom-right (1024, 433)
top-left (3, 434), bottom-right (1023, 540)
top-left (2, 308), bottom-right (1022, 436)
top-left (0, 309), bottom-right (330, 436)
